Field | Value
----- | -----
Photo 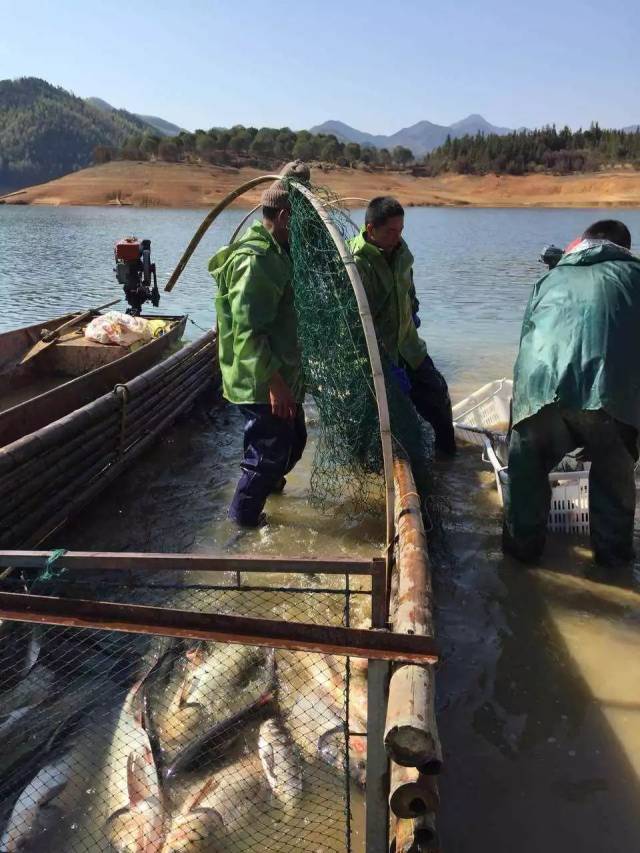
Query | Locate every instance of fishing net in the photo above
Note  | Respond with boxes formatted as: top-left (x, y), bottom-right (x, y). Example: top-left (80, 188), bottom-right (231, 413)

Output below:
top-left (0, 562), bottom-right (375, 852)
top-left (286, 181), bottom-right (434, 514)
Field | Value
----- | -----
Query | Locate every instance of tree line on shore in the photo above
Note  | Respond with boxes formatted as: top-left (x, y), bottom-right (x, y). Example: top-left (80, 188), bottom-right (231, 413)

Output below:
top-left (97, 122), bottom-right (640, 177)
top-left (94, 126), bottom-right (414, 170)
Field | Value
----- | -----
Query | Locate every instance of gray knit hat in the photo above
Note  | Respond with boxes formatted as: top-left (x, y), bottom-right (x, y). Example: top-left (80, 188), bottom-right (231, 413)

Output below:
top-left (261, 159), bottom-right (311, 208)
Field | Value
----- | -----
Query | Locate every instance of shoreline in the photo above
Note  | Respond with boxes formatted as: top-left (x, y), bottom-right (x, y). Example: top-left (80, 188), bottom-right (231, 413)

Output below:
top-left (2, 161), bottom-right (640, 209)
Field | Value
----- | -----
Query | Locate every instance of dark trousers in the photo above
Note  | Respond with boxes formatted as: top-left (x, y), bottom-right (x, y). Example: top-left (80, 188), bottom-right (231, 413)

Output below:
top-left (505, 405), bottom-right (638, 562)
top-left (229, 404), bottom-right (307, 526)
top-left (407, 356), bottom-right (456, 454)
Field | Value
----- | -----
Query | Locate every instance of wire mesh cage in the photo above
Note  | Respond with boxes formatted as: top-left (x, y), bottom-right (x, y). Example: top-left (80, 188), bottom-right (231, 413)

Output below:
top-left (0, 558), bottom-right (379, 853)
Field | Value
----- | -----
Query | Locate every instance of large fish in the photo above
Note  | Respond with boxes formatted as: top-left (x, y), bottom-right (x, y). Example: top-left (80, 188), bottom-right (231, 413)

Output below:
top-left (144, 643), bottom-right (274, 776)
top-left (276, 650), bottom-right (368, 784)
top-left (162, 753), bottom-right (272, 852)
top-left (9, 679), bottom-right (167, 853)
top-left (258, 717), bottom-right (303, 812)
top-left (0, 622), bottom-right (42, 694)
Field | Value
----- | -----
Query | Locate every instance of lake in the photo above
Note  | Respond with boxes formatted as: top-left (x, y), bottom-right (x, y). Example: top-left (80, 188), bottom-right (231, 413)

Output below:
top-left (2, 203), bottom-right (640, 852)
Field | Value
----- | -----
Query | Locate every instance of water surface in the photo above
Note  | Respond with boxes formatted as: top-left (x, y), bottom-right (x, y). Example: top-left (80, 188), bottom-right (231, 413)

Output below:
top-left (2, 205), bottom-right (640, 851)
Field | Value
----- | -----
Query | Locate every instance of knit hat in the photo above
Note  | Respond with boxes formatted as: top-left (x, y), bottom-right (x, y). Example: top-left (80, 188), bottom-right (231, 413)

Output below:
top-left (261, 159), bottom-right (311, 209)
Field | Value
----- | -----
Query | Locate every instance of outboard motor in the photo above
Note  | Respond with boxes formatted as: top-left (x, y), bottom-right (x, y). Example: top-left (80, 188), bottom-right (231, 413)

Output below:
top-left (114, 237), bottom-right (160, 316)
top-left (540, 244), bottom-right (563, 270)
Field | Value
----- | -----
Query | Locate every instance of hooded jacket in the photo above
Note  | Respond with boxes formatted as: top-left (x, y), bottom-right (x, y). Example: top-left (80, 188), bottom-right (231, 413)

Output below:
top-left (348, 228), bottom-right (428, 369)
top-left (208, 221), bottom-right (303, 404)
top-left (513, 240), bottom-right (640, 430)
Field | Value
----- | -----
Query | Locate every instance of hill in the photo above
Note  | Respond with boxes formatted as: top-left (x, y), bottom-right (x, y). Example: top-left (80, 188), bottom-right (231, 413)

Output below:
top-left (0, 77), bottom-right (151, 191)
top-left (310, 114), bottom-right (512, 155)
top-left (86, 97), bottom-right (184, 136)
top-left (3, 160), bottom-right (640, 209)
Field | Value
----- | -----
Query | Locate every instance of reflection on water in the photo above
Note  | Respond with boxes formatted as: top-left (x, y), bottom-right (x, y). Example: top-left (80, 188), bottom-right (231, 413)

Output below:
top-left (3, 205), bottom-right (640, 850)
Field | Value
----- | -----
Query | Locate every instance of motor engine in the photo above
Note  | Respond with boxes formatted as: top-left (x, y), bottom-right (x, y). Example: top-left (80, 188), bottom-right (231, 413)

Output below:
top-left (114, 237), bottom-right (160, 316)
top-left (540, 244), bottom-right (563, 270)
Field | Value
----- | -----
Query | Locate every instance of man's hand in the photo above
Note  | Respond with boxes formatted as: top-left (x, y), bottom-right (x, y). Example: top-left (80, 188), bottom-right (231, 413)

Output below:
top-left (269, 372), bottom-right (297, 420)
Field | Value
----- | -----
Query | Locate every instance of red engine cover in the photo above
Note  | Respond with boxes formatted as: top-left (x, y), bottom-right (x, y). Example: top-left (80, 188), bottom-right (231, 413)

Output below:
top-left (115, 237), bottom-right (140, 262)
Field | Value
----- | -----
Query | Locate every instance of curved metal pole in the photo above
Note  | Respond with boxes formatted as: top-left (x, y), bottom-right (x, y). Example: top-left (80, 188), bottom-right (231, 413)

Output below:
top-left (164, 174), bottom-right (282, 292)
top-left (290, 181), bottom-right (395, 563)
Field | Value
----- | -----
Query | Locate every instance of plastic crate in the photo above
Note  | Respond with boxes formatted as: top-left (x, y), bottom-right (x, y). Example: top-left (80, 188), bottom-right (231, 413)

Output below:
top-left (483, 437), bottom-right (590, 535)
top-left (452, 378), bottom-right (513, 446)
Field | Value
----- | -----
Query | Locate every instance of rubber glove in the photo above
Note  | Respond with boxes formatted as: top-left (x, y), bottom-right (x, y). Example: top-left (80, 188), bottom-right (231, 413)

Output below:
top-left (390, 363), bottom-right (411, 395)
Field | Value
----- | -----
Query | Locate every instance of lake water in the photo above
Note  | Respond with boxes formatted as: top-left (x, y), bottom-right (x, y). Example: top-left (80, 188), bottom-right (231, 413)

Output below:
top-left (2, 204), bottom-right (640, 852)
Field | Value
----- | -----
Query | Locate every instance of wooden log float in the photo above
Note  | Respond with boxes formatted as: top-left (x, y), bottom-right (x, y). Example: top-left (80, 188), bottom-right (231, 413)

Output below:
top-left (391, 814), bottom-right (438, 853)
top-left (385, 456), bottom-right (442, 769)
top-left (390, 762), bottom-right (439, 818)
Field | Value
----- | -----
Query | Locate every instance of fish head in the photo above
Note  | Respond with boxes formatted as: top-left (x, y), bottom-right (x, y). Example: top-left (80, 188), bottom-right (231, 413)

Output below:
top-left (318, 726), bottom-right (367, 787)
top-left (162, 808), bottom-right (224, 852)
top-left (106, 801), bottom-right (166, 853)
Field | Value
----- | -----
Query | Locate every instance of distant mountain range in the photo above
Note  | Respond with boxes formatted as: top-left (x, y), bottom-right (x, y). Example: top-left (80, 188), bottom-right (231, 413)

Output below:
top-left (310, 114), bottom-right (513, 156)
top-left (86, 97), bottom-right (184, 136)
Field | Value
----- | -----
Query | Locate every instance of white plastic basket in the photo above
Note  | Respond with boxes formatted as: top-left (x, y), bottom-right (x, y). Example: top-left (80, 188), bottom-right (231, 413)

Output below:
top-left (483, 437), bottom-right (590, 536)
top-left (452, 378), bottom-right (513, 446)
top-left (454, 378), bottom-right (591, 534)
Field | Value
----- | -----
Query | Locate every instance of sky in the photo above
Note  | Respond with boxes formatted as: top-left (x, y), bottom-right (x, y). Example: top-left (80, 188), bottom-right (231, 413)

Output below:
top-left (1, 0), bottom-right (638, 134)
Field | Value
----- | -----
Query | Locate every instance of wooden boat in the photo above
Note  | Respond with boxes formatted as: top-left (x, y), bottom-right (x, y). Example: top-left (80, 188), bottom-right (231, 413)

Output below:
top-left (0, 311), bottom-right (218, 549)
top-left (0, 311), bottom-right (187, 447)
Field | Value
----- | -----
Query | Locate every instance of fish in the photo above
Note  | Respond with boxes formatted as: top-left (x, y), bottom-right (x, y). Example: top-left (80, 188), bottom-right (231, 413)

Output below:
top-left (180, 642), bottom-right (266, 714)
top-left (258, 717), bottom-right (303, 811)
top-left (162, 753), bottom-right (271, 852)
top-left (144, 643), bottom-right (274, 777)
top-left (318, 725), bottom-right (367, 787)
top-left (0, 661), bottom-right (55, 717)
top-left (16, 679), bottom-right (167, 853)
top-left (0, 758), bottom-right (71, 852)
top-left (0, 621), bottom-right (41, 694)
top-left (166, 688), bottom-right (275, 778)
top-left (276, 650), bottom-right (368, 782)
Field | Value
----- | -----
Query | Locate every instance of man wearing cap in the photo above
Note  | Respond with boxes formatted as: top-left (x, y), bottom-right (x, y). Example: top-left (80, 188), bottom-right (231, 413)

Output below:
top-left (209, 161), bottom-right (310, 526)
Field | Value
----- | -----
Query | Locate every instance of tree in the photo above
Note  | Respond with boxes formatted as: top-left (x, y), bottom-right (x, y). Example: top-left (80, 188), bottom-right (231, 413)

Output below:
top-left (140, 134), bottom-right (161, 158)
top-left (393, 145), bottom-right (413, 167)
top-left (158, 140), bottom-right (179, 162)
top-left (345, 142), bottom-right (361, 165)
top-left (292, 131), bottom-right (315, 161)
top-left (93, 145), bottom-right (112, 164)
top-left (320, 137), bottom-right (341, 163)
top-left (378, 148), bottom-right (392, 168)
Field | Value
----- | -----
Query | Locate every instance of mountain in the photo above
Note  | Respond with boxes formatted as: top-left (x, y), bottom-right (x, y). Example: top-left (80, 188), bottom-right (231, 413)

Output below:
top-left (0, 78), bottom-right (150, 192)
top-left (87, 97), bottom-right (184, 136)
top-left (310, 114), bottom-right (512, 156)
top-left (136, 114), bottom-right (184, 136)
top-left (624, 124), bottom-right (640, 132)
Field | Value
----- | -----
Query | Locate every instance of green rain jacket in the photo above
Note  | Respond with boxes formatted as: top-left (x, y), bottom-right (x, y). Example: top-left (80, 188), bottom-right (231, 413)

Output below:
top-left (349, 229), bottom-right (428, 369)
top-left (208, 221), bottom-right (304, 405)
top-left (513, 241), bottom-right (640, 431)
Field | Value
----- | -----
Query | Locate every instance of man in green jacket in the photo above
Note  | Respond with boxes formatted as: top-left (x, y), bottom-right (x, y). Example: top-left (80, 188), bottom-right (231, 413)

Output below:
top-left (505, 219), bottom-right (640, 567)
top-left (349, 196), bottom-right (456, 455)
top-left (208, 163), bottom-right (308, 526)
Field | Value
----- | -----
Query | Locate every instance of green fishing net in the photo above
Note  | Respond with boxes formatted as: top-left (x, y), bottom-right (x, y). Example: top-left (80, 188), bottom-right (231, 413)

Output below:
top-left (286, 181), bottom-right (434, 516)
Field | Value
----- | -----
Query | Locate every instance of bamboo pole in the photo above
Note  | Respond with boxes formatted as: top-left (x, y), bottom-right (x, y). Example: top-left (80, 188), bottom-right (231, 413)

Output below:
top-left (385, 456), bottom-right (441, 769)
top-left (164, 175), bottom-right (283, 293)
top-left (389, 763), bottom-right (439, 818)
top-left (391, 814), bottom-right (438, 853)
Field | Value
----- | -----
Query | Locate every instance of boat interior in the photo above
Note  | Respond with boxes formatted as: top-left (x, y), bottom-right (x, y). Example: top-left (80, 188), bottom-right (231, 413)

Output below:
top-left (0, 312), bottom-right (184, 412)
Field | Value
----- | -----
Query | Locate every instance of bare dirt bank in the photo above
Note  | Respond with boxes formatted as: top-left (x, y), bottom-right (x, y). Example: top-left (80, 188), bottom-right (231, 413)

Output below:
top-left (2, 161), bottom-right (640, 208)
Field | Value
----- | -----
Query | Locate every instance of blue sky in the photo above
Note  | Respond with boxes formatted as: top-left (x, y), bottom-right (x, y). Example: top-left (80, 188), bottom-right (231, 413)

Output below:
top-left (1, 0), bottom-right (638, 133)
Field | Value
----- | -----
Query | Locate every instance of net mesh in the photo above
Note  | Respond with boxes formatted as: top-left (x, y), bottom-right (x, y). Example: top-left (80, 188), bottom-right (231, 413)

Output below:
top-left (287, 182), bottom-right (434, 514)
top-left (0, 565), bottom-right (372, 852)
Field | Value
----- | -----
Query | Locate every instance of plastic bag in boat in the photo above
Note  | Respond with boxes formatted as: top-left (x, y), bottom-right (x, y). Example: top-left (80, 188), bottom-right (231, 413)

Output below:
top-left (85, 311), bottom-right (153, 347)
